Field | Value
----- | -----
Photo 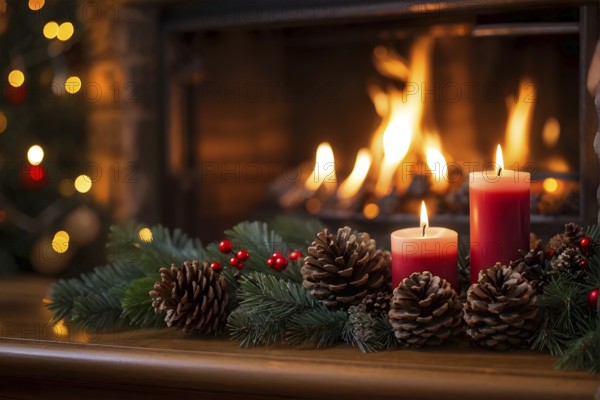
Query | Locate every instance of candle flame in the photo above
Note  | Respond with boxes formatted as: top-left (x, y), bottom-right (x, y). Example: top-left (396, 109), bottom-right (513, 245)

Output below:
top-left (495, 144), bottom-right (504, 176)
top-left (305, 142), bottom-right (336, 192)
top-left (420, 201), bottom-right (428, 236)
top-left (337, 148), bottom-right (372, 200)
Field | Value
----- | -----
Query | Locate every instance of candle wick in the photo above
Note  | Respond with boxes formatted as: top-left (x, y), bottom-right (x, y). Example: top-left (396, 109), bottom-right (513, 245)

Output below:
top-left (422, 224), bottom-right (426, 237)
top-left (497, 167), bottom-right (502, 177)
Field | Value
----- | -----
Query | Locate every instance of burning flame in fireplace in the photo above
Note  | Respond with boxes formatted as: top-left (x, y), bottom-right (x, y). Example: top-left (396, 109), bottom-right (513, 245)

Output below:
top-left (337, 148), bottom-right (372, 200)
top-left (504, 78), bottom-right (536, 166)
top-left (304, 142), bottom-right (336, 193)
top-left (424, 134), bottom-right (449, 194)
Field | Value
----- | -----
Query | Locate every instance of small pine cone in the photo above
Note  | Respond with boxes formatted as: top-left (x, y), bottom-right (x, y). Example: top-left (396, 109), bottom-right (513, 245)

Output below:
top-left (361, 292), bottom-right (393, 317)
top-left (551, 247), bottom-right (582, 271)
top-left (347, 305), bottom-right (376, 342)
top-left (150, 260), bottom-right (229, 335)
top-left (464, 264), bottom-right (537, 350)
top-left (509, 250), bottom-right (547, 293)
top-left (563, 223), bottom-right (584, 247)
top-left (302, 227), bottom-right (390, 309)
top-left (388, 272), bottom-right (463, 348)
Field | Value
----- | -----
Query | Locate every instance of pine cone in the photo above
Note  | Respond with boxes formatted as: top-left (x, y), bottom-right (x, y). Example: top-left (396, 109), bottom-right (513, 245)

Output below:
top-left (388, 272), bottom-right (463, 348)
top-left (362, 292), bottom-right (393, 317)
top-left (546, 223), bottom-right (584, 254)
top-left (551, 247), bottom-right (582, 271)
top-left (509, 250), bottom-right (547, 293)
top-left (150, 260), bottom-right (229, 335)
top-left (302, 227), bottom-right (390, 309)
top-left (464, 264), bottom-right (537, 350)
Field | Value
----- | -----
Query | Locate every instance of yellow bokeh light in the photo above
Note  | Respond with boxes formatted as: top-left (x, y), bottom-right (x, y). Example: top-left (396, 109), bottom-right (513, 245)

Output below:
top-left (52, 319), bottom-right (69, 337)
top-left (43, 21), bottom-right (59, 39)
top-left (64, 76), bottom-right (81, 94)
top-left (138, 228), bottom-right (153, 243)
top-left (543, 178), bottom-right (559, 193)
top-left (74, 175), bottom-right (92, 193)
top-left (0, 111), bottom-right (7, 133)
top-left (8, 70), bottom-right (25, 87)
top-left (56, 22), bottom-right (74, 41)
top-left (27, 145), bottom-right (44, 165)
top-left (28, 0), bottom-right (44, 11)
top-left (52, 230), bottom-right (69, 254)
top-left (363, 203), bottom-right (380, 220)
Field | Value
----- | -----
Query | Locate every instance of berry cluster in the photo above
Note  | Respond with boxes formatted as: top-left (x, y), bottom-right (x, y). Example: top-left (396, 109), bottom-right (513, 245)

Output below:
top-left (267, 250), bottom-right (303, 272)
top-left (209, 239), bottom-right (250, 272)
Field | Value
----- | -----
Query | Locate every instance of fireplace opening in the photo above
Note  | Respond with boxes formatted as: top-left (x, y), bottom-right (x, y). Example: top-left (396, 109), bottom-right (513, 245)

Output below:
top-left (161, 2), bottom-right (599, 241)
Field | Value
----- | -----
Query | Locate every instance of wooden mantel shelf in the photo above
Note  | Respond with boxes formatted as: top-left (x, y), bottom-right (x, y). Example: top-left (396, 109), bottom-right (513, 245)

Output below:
top-left (0, 276), bottom-right (598, 400)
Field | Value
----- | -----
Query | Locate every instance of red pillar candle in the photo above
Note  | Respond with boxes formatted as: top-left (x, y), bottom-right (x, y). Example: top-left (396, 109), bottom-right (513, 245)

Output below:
top-left (391, 202), bottom-right (458, 289)
top-left (469, 145), bottom-right (530, 283)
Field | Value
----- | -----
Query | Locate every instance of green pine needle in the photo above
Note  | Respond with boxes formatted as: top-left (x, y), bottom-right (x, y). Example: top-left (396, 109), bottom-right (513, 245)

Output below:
top-left (270, 215), bottom-right (322, 246)
top-left (556, 324), bottom-right (600, 373)
top-left (285, 308), bottom-right (347, 348)
top-left (121, 276), bottom-right (165, 328)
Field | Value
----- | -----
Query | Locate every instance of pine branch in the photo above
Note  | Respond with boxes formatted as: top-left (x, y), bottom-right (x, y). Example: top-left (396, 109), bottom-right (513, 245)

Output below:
top-left (285, 308), bottom-right (347, 348)
top-left (343, 306), bottom-right (398, 353)
top-left (556, 324), bottom-right (600, 373)
top-left (227, 307), bottom-right (287, 347)
top-left (47, 261), bottom-right (147, 325)
top-left (107, 223), bottom-right (205, 272)
top-left (121, 276), bottom-right (165, 328)
top-left (70, 291), bottom-right (127, 332)
top-left (270, 215), bottom-right (322, 246)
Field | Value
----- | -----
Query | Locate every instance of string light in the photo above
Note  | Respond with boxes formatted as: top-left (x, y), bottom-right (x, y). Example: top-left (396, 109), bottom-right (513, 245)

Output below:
top-left (56, 22), bottom-right (74, 41)
top-left (0, 111), bottom-right (6, 133)
top-left (543, 177), bottom-right (559, 193)
top-left (8, 70), bottom-right (25, 87)
top-left (43, 21), bottom-right (59, 39)
top-left (138, 228), bottom-right (153, 243)
top-left (64, 76), bottom-right (81, 94)
top-left (28, 0), bottom-right (44, 11)
top-left (27, 145), bottom-right (44, 165)
top-left (52, 230), bottom-right (69, 254)
top-left (74, 175), bottom-right (92, 193)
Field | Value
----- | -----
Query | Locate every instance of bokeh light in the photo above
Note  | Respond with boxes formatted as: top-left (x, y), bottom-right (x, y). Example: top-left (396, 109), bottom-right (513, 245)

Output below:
top-left (138, 228), bottom-right (153, 243)
top-left (52, 230), bottom-right (70, 253)
top-left (43, 21), bottom-right (59, 39)
top-left (56, 22), bottom-right (74, 41)
top-left (28, 0), bottom-right (44, 11)
top-left (543, 177), bottom-right (559, 193)
top-left (8, 70), bottom-right (25, 87)
top-left (363, 203), bottom-right (380, 219)
top-left (27, 145), bottom-right (44, 165)
top-left (74, 175), bottom-right (92, 193)
top-left (64, 76), bottom-right (81, 94)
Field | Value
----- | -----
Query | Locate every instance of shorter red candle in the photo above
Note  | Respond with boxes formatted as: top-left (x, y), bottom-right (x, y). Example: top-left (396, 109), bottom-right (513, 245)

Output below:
top-left (391, 202), bottom-right (458, 289)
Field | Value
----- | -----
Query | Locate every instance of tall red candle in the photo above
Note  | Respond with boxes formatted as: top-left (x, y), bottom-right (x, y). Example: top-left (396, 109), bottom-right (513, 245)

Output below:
top-left (469, 145), bottom-right (530, 282)
top-left (391, 202), bottom-right (458, 289)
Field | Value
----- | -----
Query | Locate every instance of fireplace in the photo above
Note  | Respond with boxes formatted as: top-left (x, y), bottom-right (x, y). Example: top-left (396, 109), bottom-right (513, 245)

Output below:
top-left (117, 0), bottom-right (600, 241)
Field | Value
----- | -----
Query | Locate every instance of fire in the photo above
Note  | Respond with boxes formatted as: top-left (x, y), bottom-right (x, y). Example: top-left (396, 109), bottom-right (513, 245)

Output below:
top-left (496, 144), bottom-right (504, 175)
top-left (420, 201), bottom-right (429, 235)
top-left (337, 148), bottom-right (372, 200)
top-left (305, 142), bottom-right (336, 193)
top-left (504, 78), bottom-right (536, 166)
top-left (542, 117), bottom-right (560, 148)
top-left (424, 134), bottom-right (449, 194)
top-left (371, 37), bottom-right (432, 197)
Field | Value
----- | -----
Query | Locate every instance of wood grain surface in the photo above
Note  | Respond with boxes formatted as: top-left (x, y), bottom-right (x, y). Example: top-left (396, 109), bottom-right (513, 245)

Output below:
top-left (0, 275), bottom-right (598, 400)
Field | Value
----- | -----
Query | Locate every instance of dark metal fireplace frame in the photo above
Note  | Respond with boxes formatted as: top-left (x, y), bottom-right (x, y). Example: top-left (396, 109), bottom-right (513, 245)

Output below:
top-left (153, 0), bottom-right (599, 239)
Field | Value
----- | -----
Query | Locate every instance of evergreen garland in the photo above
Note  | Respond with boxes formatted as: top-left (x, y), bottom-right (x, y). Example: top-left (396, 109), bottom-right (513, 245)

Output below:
top-left (46, 218), bottom-right (600, 373)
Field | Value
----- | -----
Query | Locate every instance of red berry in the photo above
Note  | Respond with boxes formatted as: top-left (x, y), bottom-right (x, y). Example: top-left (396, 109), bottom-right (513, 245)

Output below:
top-left (210, 261), bottom-right (222, 272)
top-left (548, 249), bottom-right (555, 257)
top-left (275, 257), bottom-right (288, 270)
top-left (289, 251), bottom-right (303, 260)
top-left (230, 256), bottom-right (240, 267)
top-left (272, 252), bottom-right (282, 259)
top-left (580, 237), bottom-right (592, 249)
top-left (267, 257), bottom-right (275, 268)
top-left (236, 262), bottom-right (244, 270)
top-left (579, 259), bottom-right (589, 269)
top-left (588, 288), bottom-right (599, 311)
top-left (237, 249), bottom-right (250, 261)
top-left (219, 240), bottom-right (233, 253)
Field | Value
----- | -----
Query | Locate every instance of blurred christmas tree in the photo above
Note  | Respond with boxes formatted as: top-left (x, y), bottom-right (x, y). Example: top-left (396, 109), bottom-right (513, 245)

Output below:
top-left (0, 0), bottom-right (106, 276)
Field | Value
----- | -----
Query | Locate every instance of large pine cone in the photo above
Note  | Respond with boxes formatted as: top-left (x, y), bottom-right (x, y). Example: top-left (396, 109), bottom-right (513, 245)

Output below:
top-left (302, 227), bottom-right (390, 309)
top-left (464, 264), bottom-right (537, 350)
top-left (509, 250), bottom-right (547, 293)
top-left (388, 272), bottom-right (463, 348)
top-left (150, 260), bottom-right (229, 335)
